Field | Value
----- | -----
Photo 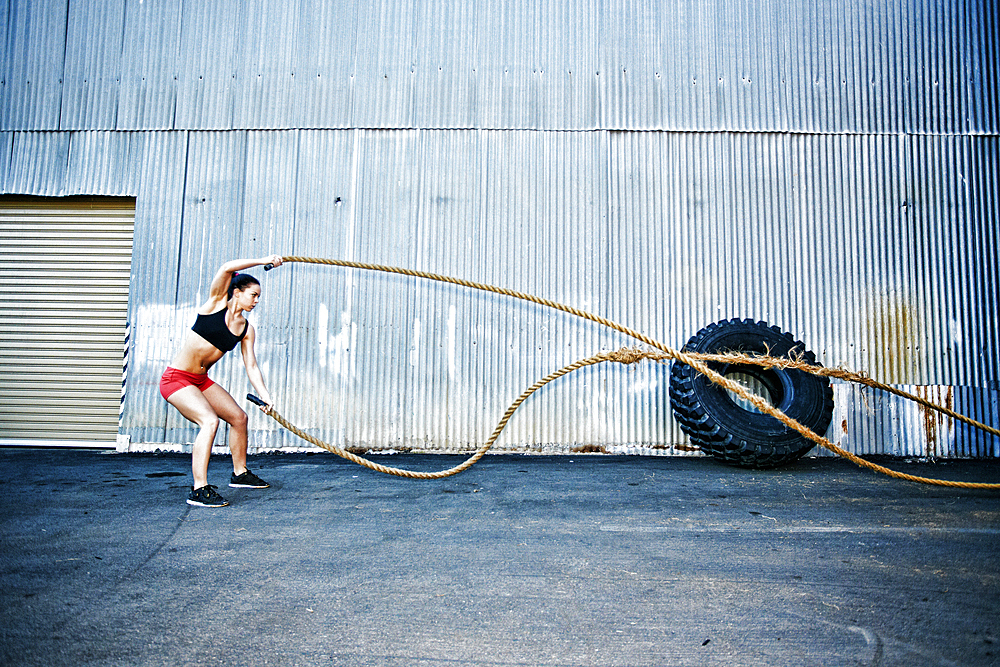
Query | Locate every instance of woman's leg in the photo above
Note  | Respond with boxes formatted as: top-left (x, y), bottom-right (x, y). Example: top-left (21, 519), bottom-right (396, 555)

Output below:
top-left (165, 385), bottom-right (220, 489)
top-left (201, 383), bottom-right (250, 475)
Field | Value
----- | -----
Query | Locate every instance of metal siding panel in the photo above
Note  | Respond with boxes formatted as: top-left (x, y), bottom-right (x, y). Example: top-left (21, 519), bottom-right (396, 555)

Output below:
top-left (906, 0), bottom-right (964, 135)
top-left (269, 129), bottom-right (627, 453)
top-left (6, 132), bottom-right (71, 195)
top-left (0, 0), bottom-right (67, 131)
top-left (279, 129), bottom-right (359, 450)
top-left (476, 0), bottom-right (601, 130)
top-left (64, 131), bottom-right (137, 196)
top-left (60, 0), bottom-right (127, 131)
top-left (970, 137), bottom-right (999, 390)
top-left (173, 0), bottom-right (240, 129)
top-left (324, 129), bottom-right (491, 451)
top-left (0, 198), bottom-right (134, 444)
top-left (522, 0), bottom-right (600, 131)
top-left (1, 0), bottom-right (996, 134)
top-left (350, 129), bottom-right (422, 448)
top-left (606, 132), bottom-right (681, 450)
top-left (231, 0), bottom-right (299, 130)
top-left (291, 0), bottom-right (358, 129)
top-left (661, 1), bottom-right (722, 132)
top-left (966, 0), bottom-right (999, 134)
top-left (235, 131), bottom-right (299, 449)
top-left (474, 130), bottom-right (616, 452)
top-left (605, 131), bottom-right (999, 456)
top-left (909, 135), bottom-right (1000, 389)
top-left (4, 131), bottom-right (139, 197)
top-left (0, 132), bottom-right (11, 188)
top-left (412, 0), bottom-right (481, 129)
top-left (121, 131), bottom-right (188, 444)
top-left (599, 0), bottom-right (657, 131)
top-left (0, 0), bottom-right (5, 118)
top-left (406, 129), bottom-right (492, 450)
top-left (352, 0), bottom-right (417, 129)
top-left (117, 0), bottom-right (183, 130)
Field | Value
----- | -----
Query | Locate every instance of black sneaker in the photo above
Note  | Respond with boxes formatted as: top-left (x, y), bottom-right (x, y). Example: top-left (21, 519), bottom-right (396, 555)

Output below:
top-left (229, 468), bottom-right (270, 489)
top-left (187, 484), bottom-right (229, 507)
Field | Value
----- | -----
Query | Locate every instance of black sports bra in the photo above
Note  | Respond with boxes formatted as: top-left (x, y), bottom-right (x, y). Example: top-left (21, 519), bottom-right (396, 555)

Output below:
top-left (191, 308), bottom-right (248, 353)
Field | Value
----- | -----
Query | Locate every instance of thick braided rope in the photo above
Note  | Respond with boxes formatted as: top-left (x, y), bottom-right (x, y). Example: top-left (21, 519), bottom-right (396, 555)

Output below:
top-left (692, 351), bottom-right (1000, 438)
top-left (281, 256), bottom-right (669, 350)
top-left (664, 349), bottom-right (1000, 489)
top-left (265, 352), bottom-right (618, 479)
top-left (266, 256), bottom-right (1000, 489)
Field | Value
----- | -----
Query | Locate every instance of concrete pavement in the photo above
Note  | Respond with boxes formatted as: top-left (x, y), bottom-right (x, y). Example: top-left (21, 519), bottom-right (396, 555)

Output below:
top-left (2, 448), bottom-right (999, 666)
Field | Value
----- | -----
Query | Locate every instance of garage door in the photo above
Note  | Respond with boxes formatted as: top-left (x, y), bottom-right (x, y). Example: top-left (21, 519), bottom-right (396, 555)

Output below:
top-left (0, 196), bottom-right (135, 447)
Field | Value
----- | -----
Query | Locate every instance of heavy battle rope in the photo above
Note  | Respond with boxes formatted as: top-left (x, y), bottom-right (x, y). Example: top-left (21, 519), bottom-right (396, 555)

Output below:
top-left (255, 256), bottom-right (1000, 489)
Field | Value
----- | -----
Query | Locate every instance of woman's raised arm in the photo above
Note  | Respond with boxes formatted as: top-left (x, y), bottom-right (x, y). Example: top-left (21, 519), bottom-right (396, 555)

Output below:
top-left (205, 255), bottom-right (283, 303)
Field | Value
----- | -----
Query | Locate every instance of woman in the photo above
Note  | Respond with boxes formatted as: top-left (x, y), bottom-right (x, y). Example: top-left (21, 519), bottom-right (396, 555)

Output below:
top-left (159, 255), bottom-right (283, 507)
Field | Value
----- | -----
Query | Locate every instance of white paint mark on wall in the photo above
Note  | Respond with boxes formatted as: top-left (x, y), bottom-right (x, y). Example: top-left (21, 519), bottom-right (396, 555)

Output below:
top-left (316, 302), bottom-right (357, 377)
top-left (135, 302), bottom-right (197, 365)
top-left (317, 303), bottom-right (329, 368)
top-left (949, 318), bottom-right (962, 346)
top-left (410, 318), bottom-right (421, 367)
top-left (447, 305), bottom-right (457, 381)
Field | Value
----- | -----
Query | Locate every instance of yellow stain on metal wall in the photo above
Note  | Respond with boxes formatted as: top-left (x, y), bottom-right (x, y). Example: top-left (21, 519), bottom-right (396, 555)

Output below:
top-left (868, 290), bottom-right (922, 385)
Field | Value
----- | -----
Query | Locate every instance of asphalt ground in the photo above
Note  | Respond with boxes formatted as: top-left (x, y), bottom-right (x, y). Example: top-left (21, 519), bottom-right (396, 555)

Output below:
top-left (1, 448), bottom-right (999, 667)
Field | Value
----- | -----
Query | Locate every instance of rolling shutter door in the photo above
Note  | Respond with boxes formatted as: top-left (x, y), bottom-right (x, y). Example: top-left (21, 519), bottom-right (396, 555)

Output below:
top-left (0, 197), bottom-right (135, 446)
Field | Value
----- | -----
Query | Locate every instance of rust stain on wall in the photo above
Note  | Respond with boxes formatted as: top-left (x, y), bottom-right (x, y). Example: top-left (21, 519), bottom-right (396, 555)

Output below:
top-left (867, 291), bottom-right (922, 385)
top-left (572, 444), bottom-right (608, 454)
top-left (918, 386), bottom-right (954, 458)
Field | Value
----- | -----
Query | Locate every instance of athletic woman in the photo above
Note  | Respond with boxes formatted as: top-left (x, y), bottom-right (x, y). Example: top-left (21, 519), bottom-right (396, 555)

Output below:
top-left (159, 256), bottom-right (283, 507)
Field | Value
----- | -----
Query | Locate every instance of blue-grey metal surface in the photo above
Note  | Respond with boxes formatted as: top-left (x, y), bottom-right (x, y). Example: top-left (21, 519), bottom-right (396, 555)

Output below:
top-left (2, 127), bottom-right (999, 456)
top-left (2, 0), bottom-right (996, 133)
top-left (13, 128), bottom-right (977, 457)
top-left (117, 0), bottom-right (184, 130)
top-left (60, 0), bottom-right (127, 131)
top-left (0, 0), bottom-right (997, 457)
top-left (1, 0), bottom-right (67, 131)
top-left (123, 131), bottom-right (187, 445)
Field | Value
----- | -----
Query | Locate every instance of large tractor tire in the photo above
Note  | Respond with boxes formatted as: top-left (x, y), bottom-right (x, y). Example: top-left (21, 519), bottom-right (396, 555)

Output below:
top-left (669, 319), bottom-right (834, 469)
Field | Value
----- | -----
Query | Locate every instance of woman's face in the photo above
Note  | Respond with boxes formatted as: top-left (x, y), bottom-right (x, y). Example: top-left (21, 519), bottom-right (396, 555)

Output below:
top-left (234, 284), bottom-right (261, 311)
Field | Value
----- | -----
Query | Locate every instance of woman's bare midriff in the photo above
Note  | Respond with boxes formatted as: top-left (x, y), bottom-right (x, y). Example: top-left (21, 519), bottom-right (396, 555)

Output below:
top-left (170, 333), bottom-right (228, 374)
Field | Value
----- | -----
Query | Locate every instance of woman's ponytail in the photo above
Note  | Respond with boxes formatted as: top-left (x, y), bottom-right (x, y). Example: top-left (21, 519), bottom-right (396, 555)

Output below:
top-left (229, 272), bottom-right (261, 299)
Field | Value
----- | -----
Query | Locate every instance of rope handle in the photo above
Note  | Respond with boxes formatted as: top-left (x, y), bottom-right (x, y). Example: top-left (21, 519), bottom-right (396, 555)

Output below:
top-left (247, 393), bottom-right (269, 408)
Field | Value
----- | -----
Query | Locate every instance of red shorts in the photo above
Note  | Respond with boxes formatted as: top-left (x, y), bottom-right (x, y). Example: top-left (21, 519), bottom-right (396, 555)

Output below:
top-left (159, 367), bottom-right (216, 400)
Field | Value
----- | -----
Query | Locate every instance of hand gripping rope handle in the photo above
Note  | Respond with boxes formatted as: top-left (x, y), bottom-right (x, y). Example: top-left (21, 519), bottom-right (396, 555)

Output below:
top-left (247, 393), bottom-right (268, 408)
top-left (249, 255), bottom-right (1000, 489)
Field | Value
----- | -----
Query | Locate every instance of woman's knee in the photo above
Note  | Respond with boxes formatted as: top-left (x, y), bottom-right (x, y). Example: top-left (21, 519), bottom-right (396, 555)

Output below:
top-left (227, 408), bottom-right (249, 431)
top-left (197, 413), bottom-right (221, 433)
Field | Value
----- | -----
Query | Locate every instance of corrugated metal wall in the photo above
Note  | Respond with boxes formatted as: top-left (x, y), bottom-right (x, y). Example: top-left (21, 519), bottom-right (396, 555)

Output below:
top-left (1, 0), bottom-right (997, 457)
top-left (3, 0), bottom-right (998, 134)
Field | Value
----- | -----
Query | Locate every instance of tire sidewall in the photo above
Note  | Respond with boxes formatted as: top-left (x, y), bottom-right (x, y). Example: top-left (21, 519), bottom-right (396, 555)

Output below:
top-left (685, 321), bottom-right (831, 445)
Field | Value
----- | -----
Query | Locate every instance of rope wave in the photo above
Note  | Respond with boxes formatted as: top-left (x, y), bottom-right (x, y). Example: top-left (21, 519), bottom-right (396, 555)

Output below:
top-left (258, 256), bottom-right (999, 489)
